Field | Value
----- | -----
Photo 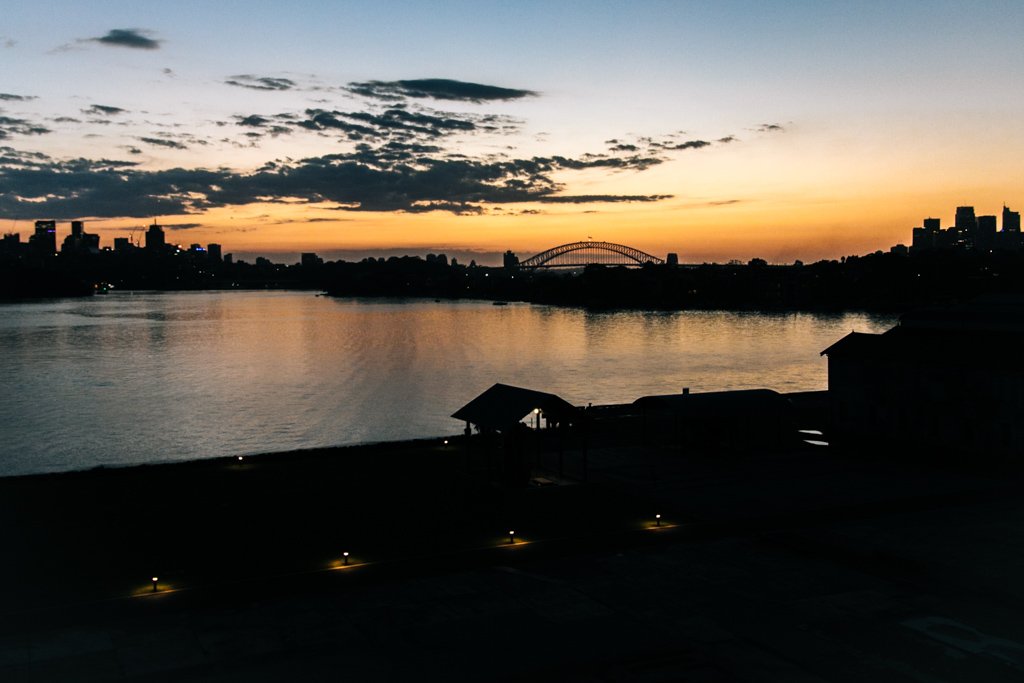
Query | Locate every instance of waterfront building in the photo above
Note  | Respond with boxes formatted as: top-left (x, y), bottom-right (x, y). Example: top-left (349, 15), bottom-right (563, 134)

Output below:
top-left (822, 297), bottom-right (1024, 458)
top-left (207, 243), bottom-right (222, 262)
top-left (503, 250), bottom-right (520, 269)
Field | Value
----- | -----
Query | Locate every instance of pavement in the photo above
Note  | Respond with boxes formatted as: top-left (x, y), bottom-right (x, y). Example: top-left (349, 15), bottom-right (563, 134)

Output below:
top-left (3, 442), bottom-right (1024, 681)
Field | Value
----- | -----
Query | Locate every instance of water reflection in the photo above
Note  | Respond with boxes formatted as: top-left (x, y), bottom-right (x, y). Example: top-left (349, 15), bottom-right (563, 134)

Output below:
top-left (0, 291), bottom-right (896, 475)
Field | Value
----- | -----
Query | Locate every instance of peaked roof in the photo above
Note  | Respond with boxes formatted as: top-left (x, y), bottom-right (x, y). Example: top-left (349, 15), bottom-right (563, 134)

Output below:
top-left (819, 331), bottom-right (887, 357)
top-left (451, 383), bottom-right (578, 430)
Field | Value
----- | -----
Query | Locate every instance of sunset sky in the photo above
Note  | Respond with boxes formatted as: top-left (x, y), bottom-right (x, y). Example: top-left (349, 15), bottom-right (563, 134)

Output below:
top-left (2, 1), bottom-right (1023, 264)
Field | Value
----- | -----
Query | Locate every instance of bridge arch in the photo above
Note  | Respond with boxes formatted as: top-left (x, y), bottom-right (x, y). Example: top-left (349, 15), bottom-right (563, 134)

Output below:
top-left (517, 241), bottom-right (665, 269)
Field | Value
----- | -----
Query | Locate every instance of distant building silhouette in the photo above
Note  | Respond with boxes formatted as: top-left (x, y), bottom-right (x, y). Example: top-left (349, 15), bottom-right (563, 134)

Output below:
top-left (976, 215), bottom-right (996, 252)
top-left (954, 206), bottom-right (976, 248)
top-left (29, 220), bottom-right (57, 256)
top-left (145, 223), bottom-right (165, 252)
top-left (908, 205), bottom-right (1022, 254)
top-left (61, 220), bottom-right (100, 255)
top-left (300, 252), bottom-right (322, 268)
top-left (1004, 205), bottom-right (1021, 233)
top-left (503, 250), bottom-right (519, 269)
top-left (207, 243), bottom-right (222, 262)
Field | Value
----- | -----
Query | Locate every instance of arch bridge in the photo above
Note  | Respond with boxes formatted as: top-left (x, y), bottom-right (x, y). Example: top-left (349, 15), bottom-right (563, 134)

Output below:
top-left (517, 241), bottom-right (665, 269)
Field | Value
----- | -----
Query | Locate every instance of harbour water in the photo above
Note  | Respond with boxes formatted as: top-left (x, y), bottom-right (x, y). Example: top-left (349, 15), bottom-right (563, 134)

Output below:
top-left (0, 291), bottom-right (896, 476)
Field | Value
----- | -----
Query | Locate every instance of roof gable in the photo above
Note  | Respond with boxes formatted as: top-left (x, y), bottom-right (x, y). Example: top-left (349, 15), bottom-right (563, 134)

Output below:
top-left (452, 383), bottom-right (577, 430)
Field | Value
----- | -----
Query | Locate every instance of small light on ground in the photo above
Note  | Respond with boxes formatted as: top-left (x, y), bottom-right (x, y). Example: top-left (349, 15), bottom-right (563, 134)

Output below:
top-left (655, 513), bottom-right (661, 527)
top-left (509, 530), bottom-right (516, 544)
top-left (343, 551), bottom-right (350, 565)
top-left (237, 456), bottom-right (243, 462)
top-left (151, 576), bottom-right (159, 592)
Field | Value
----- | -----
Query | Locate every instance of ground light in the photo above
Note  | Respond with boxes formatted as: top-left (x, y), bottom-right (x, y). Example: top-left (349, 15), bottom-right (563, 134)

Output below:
top-left (509, 530), bottom-right (515, 544)
top-left (343, 551), bottom-right (350, 566)
top-left (655, 513), bottom-right (661, 527)
top-left (151, 576), bottom-right (159, 593)
top-left (237, 456), bottom-right (244, 462)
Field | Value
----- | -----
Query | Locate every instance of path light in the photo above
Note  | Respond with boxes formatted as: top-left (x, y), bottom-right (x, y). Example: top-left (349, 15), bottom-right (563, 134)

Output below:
top-left (151, 576), bottom-right (159, 592)
top-left (655, 514), bottom-right (661, 527)
top-left (343, 551), bottom-right (350, 566)
top-left (237, 456), bottom-right (243, 462)
top-left (509, 530), bottom-right (515, 544)
top-left (443, 439), bottom-right (448, 445)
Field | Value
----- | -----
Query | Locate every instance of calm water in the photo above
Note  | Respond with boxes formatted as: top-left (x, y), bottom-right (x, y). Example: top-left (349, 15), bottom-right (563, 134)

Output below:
top-left (0, 291), bottom-right (895, 476)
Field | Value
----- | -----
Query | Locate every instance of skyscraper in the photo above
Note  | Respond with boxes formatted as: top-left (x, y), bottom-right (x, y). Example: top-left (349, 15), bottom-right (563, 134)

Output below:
top-left (145, 223), bottom-right (166, 252)
top-left (1004, 205), bottom-right (1021, 233)
top-left (29, 220), bottom-right (56, 255)
top-left (976, 215), bottom-right (997, 252)
top-left (955, 206), bottom-right (977, 248)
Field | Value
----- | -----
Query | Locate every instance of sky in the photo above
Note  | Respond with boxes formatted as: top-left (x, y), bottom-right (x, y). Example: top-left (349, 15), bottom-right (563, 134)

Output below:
top-left (2, 1), bottom-right (1023, 264)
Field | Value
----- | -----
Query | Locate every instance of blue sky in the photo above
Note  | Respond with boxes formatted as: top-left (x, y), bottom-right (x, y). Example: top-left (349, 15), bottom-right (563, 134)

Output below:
top-left (2, 1), bottom-right (1023, 262)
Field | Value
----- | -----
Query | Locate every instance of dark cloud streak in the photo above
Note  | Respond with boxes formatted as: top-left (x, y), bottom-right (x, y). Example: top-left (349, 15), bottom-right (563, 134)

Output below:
top-left (347, 78), bottom-right (536, 103)
top-left (93, 29), bottom-right (161, 50)
top-left (225, 75), bottom-right (296, 91)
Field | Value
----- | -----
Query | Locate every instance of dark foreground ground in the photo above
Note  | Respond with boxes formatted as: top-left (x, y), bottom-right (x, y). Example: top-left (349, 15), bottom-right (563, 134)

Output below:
top-left (3, 435), bottom-right (1024, 681)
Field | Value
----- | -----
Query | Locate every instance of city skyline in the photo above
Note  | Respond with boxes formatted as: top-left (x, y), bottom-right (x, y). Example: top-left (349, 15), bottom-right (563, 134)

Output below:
top-left (3, 2), bottom-right (1024, 264)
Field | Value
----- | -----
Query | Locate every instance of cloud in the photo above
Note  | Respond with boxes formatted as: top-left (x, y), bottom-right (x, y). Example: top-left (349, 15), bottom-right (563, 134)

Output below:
top-left (92, 29), bottom-right (161, 50)
top-left (757, 123), bottom-right (784, 133)
top-left (2, 86), bottom-right (736, 219)
top-left (83, 105), bottom-right (128, 116)
top-left (236, 114), bottom-right (271, 127)
top-left (662, 140), bottom-right (711, 151)
top-left (225, 75), bottom-right (296, 91)
top-left (536, 194), bottom-right (672, 204)
top-left (717, 135), bottom-right (737, 143)
top-left (1, 38), bottom-right (14, 49)
top-left (0, 116), bottom-right (51, 139)
top-left (137, 136), bottom-right (187, 150)
top-left (347, 78), bottom-right (537, 103)
top-left (0, 125), bottom-right (686, 218)
top-left (0, 146), bottom-right (52, 168)
top-left (163, 222), bottom-right (203, 230)
top-left (0, 93), bottom-right (36, 102)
